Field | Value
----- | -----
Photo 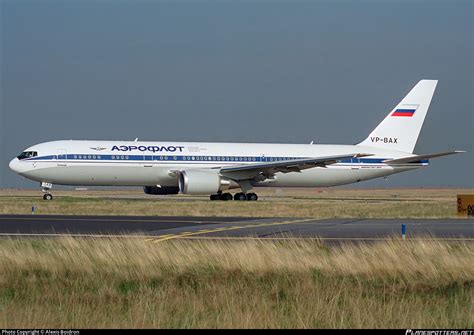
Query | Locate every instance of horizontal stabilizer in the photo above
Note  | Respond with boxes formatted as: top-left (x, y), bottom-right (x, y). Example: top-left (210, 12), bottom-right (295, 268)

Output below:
top-left (383, 150), bottom-right (465, 164)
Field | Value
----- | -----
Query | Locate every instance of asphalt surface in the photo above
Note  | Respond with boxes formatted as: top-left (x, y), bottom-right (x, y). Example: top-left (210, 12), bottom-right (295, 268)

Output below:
top-left (0, 215), bottom-right (473, 242)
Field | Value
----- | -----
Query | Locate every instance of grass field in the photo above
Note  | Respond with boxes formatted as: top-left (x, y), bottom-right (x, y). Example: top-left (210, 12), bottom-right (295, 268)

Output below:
top-left (0, 188), bottom-right (472, 328)
top-left (0, 237), bottom-right (472, 328)
top-left (0, 187), bottom-right (472, 218)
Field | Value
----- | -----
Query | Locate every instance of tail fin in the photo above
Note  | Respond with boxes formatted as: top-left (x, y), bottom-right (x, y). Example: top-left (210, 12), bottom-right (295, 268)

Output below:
top-left (358, 80), bottom-right (438, 153)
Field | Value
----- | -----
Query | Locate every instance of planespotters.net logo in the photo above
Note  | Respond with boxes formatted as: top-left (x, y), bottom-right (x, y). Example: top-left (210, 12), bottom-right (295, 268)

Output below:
top-left (406, 331), bottom-right (473, 335)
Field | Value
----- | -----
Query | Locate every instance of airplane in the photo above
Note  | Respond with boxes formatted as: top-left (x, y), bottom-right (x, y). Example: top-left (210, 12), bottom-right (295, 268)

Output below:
top-left (8, 80), bottom-right (464, 201)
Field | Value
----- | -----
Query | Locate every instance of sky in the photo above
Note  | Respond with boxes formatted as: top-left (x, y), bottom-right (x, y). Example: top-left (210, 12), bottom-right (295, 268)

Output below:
top-left (0, 0), bottom-right (473, 189)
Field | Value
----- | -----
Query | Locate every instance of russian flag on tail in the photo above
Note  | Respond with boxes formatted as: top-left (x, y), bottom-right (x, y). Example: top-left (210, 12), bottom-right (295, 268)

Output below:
top-left (392, 108), bottom-right (416, 117)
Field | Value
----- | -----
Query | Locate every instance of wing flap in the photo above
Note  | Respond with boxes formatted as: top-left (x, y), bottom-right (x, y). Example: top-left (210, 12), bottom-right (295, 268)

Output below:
top-left (220, 153), bottom-right (373, 180)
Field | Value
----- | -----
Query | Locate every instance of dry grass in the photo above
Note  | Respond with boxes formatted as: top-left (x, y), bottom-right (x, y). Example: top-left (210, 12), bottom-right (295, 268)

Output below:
top-left (0, 188), bottom-right (471, 218)
top-left (0, 237), bottom-right (472, 328)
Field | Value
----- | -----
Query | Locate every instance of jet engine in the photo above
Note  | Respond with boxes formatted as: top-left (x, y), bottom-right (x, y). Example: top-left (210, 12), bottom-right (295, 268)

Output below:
top-left (178, 170), bottom-right (239, 195)
top-left (143, 186), bottom-right (180, 195)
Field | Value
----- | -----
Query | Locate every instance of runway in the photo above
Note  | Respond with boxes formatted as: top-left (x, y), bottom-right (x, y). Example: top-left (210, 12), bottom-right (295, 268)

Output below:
top-left (0, 214), bottom-right (473, 242)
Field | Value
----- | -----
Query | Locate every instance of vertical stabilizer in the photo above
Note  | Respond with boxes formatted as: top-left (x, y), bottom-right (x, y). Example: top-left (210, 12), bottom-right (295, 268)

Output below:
top-left (358, 80), bottom-right (438, 153)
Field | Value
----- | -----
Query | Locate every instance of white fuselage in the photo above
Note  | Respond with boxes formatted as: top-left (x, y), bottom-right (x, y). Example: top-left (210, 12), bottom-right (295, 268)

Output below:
top-left (8, 140), bottom-right (425, 188)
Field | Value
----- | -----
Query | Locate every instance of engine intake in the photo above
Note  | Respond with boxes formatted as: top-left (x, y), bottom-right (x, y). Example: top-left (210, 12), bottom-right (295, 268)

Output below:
top-left (178, 170), bottom-right (238, 195)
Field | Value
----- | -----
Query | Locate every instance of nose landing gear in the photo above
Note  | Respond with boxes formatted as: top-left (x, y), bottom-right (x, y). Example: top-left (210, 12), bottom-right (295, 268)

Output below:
top-left (43, 193), bottom-right (53, 200)
top-left (41, 182), bottom-right (53, 200)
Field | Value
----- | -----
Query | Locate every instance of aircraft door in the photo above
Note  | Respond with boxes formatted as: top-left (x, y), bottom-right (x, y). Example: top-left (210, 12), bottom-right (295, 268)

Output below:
top-left (57, 149), bottom-right (67, 160)
top-left (143, 153), bottom-right (153, 167)
top-left (57, 149), bottom-right (67, 166)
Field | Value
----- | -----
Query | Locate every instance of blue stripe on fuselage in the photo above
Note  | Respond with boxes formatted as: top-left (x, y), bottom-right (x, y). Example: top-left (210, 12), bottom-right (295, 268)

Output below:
top-left (23, 154), bottom-right (429, 165)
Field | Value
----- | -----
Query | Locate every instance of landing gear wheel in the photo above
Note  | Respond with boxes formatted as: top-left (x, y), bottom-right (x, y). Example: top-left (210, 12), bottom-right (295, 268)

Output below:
top-left (247, 193), bottom-right (258, 201)
top-left (210, 194), bottom-right (221, 201)
top-left (234, 192), bottom-right (247, 201)
top-left (221, 193), bottom-right (233, 201)
top-left (43, 193), bottom-right (53, 201)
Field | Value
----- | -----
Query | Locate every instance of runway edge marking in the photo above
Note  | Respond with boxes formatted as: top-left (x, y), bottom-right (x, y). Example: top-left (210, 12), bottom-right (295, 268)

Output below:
top-left (0, 232), bottom-right (151, 239)
top-left (0, 216), bottom-right (241, 225)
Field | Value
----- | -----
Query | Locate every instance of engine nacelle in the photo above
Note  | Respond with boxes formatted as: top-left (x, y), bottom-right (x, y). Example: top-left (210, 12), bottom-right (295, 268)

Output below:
top-left (143, 186), bottom-right (180, 195)
top-left (178, 170), bottom-right (239, 195)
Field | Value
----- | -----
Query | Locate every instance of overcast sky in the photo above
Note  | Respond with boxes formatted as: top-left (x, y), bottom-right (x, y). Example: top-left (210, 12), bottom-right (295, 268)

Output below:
top-left (1, 0), bottom-right (472, 189)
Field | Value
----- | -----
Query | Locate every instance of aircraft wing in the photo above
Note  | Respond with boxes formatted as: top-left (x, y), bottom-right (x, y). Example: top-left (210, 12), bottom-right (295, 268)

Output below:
top-left (219, 153), bottom-right (372, 181)
top-left (383, 150), bottom-right (465, 165)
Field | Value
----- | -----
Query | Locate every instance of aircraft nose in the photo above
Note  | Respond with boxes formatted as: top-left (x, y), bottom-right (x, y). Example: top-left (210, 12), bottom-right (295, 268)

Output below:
top-left (9, 158), bottom-right (20, 173)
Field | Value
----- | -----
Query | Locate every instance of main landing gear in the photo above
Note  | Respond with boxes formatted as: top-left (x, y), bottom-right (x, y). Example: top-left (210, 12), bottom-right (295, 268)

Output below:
top-left (210, 192), bottom-right (258, 201)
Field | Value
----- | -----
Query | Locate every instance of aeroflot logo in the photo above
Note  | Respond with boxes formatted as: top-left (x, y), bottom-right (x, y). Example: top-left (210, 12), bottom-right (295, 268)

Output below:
top-left (111, 145), bottom-right (185, 153)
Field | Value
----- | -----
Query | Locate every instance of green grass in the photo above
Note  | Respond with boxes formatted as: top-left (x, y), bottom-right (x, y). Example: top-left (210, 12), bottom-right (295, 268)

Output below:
top-left (0, 195), bottom-right (462, 218)
top-left (0, 237), bottom-right (472, 328)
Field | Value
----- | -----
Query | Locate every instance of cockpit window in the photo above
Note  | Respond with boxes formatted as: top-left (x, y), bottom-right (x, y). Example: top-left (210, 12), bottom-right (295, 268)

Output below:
top-left (17, 151), bottom-right (38, 160)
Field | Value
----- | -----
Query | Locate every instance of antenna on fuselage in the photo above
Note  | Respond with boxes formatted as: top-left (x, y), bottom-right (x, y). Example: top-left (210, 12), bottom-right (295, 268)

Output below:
top-left (134, 138), bottom-right (139, 142)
